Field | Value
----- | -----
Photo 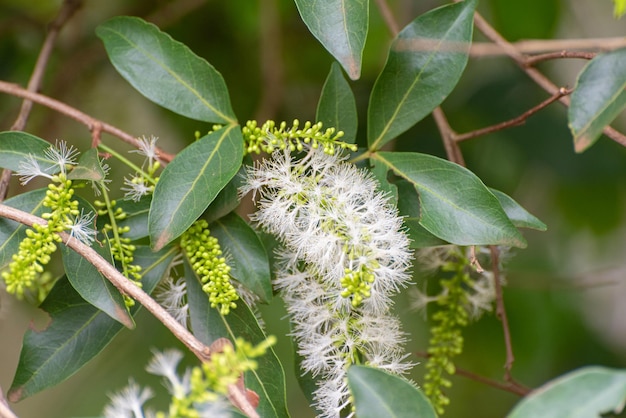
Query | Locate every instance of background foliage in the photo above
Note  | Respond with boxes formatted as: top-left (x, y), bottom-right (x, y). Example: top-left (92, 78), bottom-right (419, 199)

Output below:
top-left (1, 0), bottom-right (626, 417)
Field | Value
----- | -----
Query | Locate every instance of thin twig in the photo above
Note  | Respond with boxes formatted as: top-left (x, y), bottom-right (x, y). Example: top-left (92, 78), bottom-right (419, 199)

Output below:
top-left (454, 88), bottom-right (572, 142)
top-left (374, 0), bottom-right (400, 37)
top-left (0, 388), bottom-right (18, 418)
top-left (472, 12), bottom-right (626, 149)
top-left (470, 37), bottom-right (626, 57)
top-left (0, 204), bottom-right (261, 417)
top-left (490, 245), bottom-right (518, 382)
top-left (0, 81), bottom-right (175, 163)
top-left (432, 107), bottom-right (465, 165)
top-left (414, 351), bottom-right (531, 396)
top-left (524, 51), bottom-right (595, 67)
top-left (1, 0), bottom-right (83, 202)
top-left (254, 0), bottom-right (284, 121)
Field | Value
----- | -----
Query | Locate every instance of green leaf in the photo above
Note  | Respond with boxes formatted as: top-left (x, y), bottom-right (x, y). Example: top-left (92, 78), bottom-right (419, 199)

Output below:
top-left (8, 246), bottom-right (176, 402)
top-left (568, 48), bottom-right (626, 152)
top-left (61, 242), bottom-right (133, 329)
top-left (210, 212), bottom-right (272, 303)
top-left (0, 131), bottom-right (56, 172)
top-left (489, 188), bottom-right (547, 231)
top-left (67, 148), bottom-right (106, 181)
top-left (0, 189), bottom-right (48, 269)
top-left (111, 196), bottom-right (152, 241)
top-left (508, 366), bottom-right (626, 418)
top-left (96, 16), bottom-right (236, 124)
top-left (294, 0), bottom-right (368, 80)
top-left (316, 62), bottom-right (358, 143)
top-left (367, 0), bottom-right (476, 150)
top-left (149, 126), bottom-right (243, 251)
top-left (348, 365), bottom-right (437, 418)
top-left (396, 180), bottom-right (447, 248)
top-left (185, 263), bottom-right (289, 418)
top-left (203, 161), bottom-right (247, 224)
top-left (372, 152), bottom-right (526, 248)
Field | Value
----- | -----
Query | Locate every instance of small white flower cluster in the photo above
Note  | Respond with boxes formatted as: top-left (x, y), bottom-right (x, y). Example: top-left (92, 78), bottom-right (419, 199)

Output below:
top-left (242, 147), bottom-right (413, 417)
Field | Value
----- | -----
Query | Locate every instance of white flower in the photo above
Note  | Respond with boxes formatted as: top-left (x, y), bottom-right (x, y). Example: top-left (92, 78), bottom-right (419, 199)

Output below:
top-left (45, 140), bottom-right (78, 174)
top-left (66, 209), bottom-right (96, 245)
top-left (145, 348), bottom-right (189, 398)
top-left (122, 176), bottom-right (152, 202)
top-left (15, 154), bottom-right (52, 185)
top-left (131, 135), bottom-right (159, 167)
top-left (103, 379), bottom-right (153, 418)
top-left (155, 277), bottom-right (189, 326)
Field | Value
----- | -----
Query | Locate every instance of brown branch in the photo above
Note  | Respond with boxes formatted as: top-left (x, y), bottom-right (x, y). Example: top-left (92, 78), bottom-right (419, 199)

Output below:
top-left (374, 0), bottom-right (400, 37)
top-left (0, 388), bottom-right (18, 418)
top-left (432, 107), bottom-right (465, 165)
top-left (524, 51), bottom-right (595, 67)
top-left (0, 204), bottom-right (260, 417)
top-left (454, 88), bottom-right (572, 142)
top-left (472, 12), bottom-right (626, 150)
top-left (1, 0), bottom-right (83, 202)
top-left (254, 0), bottom-right (284, 121)
top-left (414, 351), bottom-right (531, 396)
top-left (470, 37), bottom-right (626, 57)
top-left (0, 81), bottom-right (175, 163)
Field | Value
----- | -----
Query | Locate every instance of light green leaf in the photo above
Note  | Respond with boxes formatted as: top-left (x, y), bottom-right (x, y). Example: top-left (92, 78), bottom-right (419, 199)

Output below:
top-left (367, 0), bottom-right (476, 150)
top-left (149, 126), bottom-right (243, 251)
top-left (185, 263), bottom-right (289, 418)
top-left (67, 148), bottom-right (106, 181)
top-left (61, 242), bottom-right (133, 329)
top-left (316, 62), bottom-right (358, 144)
top-left (348, 365), bottom-right (437, 418)
top-left (210, 212), bottom-right (273, 303)
top-left (508, 366), bottom-right (626, 418)
top-left (0, 131), bottom-right (56, 172)
top-left (8, 246), bottom-right (176, 402)
top-left (568, 47), bottom-right (626, 152)
top-left (372, 152), bottom-right (526, 247)
top-left (490, 188), bottom-right (547, 231)
top-left (614, 0), bottom-right (626, 18)
top-left (96, 16), bottom-right (236, 124)
top-left (294, 0), bottom-right (368, 80)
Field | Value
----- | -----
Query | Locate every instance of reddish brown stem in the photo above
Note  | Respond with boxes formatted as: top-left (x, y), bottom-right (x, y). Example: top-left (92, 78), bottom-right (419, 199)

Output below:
top-left (454, 88), bottom-right (572, 142)
top-left (0, 81), bottom-right (174, 163)
top-left (524, 51), bottom-right (595, 67)
top-left (432, 107), bottom-right (465, 165)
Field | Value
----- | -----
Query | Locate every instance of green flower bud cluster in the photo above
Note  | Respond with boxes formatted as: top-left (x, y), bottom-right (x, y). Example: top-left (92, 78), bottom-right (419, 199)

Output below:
top-left (423, 249), bottom-right (472, 415)
top-left (341, 265), bottom-right (375, 307)
top-left (162, 336), bottom-right (276, 418)
top-left (242, 119), bottom-right (357, 156)
top-left (181, 219), bottom-right (238, 315)
top-left (2, 173), bottom-right (79, 301)
top-left (95, 199), bottom-right (142, 307)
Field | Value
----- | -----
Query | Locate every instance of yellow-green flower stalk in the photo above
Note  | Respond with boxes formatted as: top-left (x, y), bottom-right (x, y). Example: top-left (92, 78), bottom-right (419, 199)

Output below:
top-left (2, 141), bottom-right (96, 302)
top-left (181, 219), bottom-right (238, 315)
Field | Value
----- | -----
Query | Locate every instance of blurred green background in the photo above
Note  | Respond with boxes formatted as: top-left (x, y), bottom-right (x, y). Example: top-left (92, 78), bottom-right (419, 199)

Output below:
top-left (2, 0), bottom-right (626, 417)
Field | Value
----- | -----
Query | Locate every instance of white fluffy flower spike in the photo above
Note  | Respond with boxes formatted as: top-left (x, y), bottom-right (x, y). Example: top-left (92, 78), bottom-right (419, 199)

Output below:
top-left (242, 145), bottom-right (414, 417)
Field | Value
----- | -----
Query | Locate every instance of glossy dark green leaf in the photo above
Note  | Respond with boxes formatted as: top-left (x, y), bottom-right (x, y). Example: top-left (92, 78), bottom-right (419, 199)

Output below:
top-left (396, 180), bottom-right (447, 248)
top-left (489, 188), bottom-right (547, 231)
top-left (373, 152), bottom-right (526, 248)
top-left (568, 48), bottom-right (626, 152)
top-left (294, 0), bottom-right (368, 80)
top-left (149, 126), bottom-right (243, 251)
top-left (185, 263), bottom-right (289, 418)
top-left (367, 0), bottom-right (476, 150)
top-left (203, 162), bottom-right (247, 224)
top-left (96, 16), bottom-right (236, 124)
top-left (0, 189), bottom-right (48, 269)
top-left (508, 367), bottom-right (626, 418)
top-left (348, 365), bottom-right (437, 418)
top-left (210, 212), bottom-right (272, 303)
top-left (8, 246), bottom-right (176, 402)
top-left (0, 131), bottom-right (55, 172)
top-left (67, 148), bottom-right (106, 181)
top-left (61, 242), bottom-right (133, 329)
top-left (316, 63), bottom-right (358, 144)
